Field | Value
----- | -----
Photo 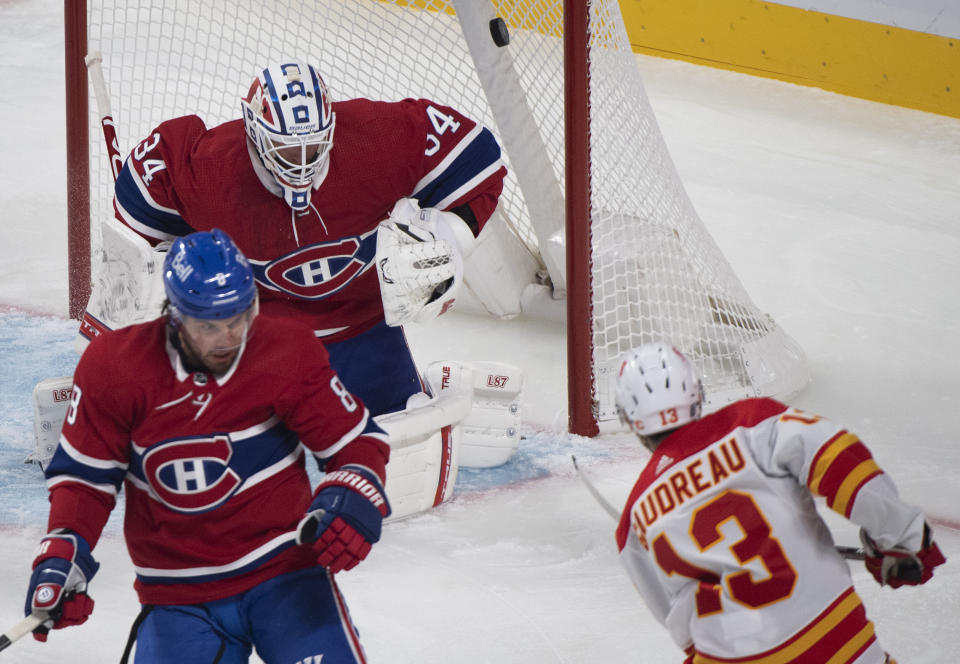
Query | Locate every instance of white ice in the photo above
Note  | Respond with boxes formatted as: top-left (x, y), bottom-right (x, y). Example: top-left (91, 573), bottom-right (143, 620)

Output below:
top-left (1, 0), bottom-right (958, 661)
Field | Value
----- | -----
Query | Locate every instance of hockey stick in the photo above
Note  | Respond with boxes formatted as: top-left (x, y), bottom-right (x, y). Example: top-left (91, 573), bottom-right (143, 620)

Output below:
top-left (26, 53), bottom-right (125, 471)
top-left (571, 456), bottom-right (866, 561)
top-left (84, 52), bottom-right (124, 182)
top-left (835, 546), bottom-right (865, 561)
top-left (571, 455), bottom-right (620, 521)
top-left (0, 613), bottom-right (45, 653)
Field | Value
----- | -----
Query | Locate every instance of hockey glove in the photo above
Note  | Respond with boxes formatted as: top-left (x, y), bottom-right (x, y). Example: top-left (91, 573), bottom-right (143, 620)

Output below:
top-left (296, 468), bottom-right (391, 574)
top-left (375, 198), bottom-right (471, 326)
top-left (860, 523), bottom-right (946, 588)
top-left (24, 531), bottom-right (100, 642)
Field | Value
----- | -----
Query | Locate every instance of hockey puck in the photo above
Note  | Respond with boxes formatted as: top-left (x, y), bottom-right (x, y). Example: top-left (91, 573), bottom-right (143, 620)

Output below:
top-left (490, 18), bottom-right (510, 47)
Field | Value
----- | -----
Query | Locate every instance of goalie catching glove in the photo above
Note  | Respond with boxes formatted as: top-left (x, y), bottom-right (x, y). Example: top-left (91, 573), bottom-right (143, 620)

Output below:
top-left (859, 522), bottom-right (946, 588)
top-left (375, 198), bottom-right (474, 326)
top-left (24, 531), bottom-right (100, 642)
top-left (296, 468), bottom-right (391, 574)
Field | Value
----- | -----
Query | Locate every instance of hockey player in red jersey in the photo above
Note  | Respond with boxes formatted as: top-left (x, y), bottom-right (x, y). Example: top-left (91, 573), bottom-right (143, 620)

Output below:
top-left (613, 342), bottom-right (946, 664)
top-left (24, 229), bottom-right (390, 663)
top-left (92, 59), bottom-right (507, 418)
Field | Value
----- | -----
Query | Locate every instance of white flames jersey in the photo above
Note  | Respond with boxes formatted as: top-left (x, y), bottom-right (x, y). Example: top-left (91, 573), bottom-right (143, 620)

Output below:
top-left (616, 397), bottom-right (923, 664)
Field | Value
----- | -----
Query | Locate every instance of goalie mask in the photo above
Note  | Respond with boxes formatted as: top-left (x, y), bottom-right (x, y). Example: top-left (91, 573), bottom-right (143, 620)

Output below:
top-left (241, 61), bottom-right (335, 211)
top-left (615, 342), bottom-right (704, 438)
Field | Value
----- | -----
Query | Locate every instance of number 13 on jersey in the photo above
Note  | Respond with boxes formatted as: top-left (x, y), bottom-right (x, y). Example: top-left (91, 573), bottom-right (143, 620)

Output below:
top-left (651, 490), bottom-right (798, 616)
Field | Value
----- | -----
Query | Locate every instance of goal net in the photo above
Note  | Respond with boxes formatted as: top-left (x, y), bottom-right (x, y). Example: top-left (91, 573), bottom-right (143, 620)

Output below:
top-left (70, 0), bottom-right (809, 434)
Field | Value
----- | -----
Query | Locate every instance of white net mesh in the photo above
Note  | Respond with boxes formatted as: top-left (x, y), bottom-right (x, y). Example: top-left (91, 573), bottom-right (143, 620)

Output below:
top-left (83, 0), bottom-right (808, 428)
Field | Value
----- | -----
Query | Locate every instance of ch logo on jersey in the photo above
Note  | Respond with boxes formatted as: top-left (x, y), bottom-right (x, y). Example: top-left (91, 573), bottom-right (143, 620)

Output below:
top-left (254, 233), bottom-right (378, 300)
top-left (142, 435), bottom-right (241, 512)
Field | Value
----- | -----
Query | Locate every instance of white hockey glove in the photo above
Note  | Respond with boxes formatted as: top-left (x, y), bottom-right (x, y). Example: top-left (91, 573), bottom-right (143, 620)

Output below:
top-left (375, 198), bottom-right (474, 326)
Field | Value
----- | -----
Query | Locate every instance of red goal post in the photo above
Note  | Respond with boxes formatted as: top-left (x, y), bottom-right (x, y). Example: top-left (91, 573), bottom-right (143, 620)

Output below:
top-left (64, 0), bottom-right (809, 436)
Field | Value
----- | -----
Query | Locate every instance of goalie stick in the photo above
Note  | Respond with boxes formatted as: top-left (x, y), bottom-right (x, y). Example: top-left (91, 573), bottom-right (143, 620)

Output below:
top-left (570, 456), bottom-right (866, 561)
top-left (0, 613), bottom-right (45, 654)
top-left (84, 52), bottom-right (124, 181)
top-left (27, 52), bottom-right (127, 471)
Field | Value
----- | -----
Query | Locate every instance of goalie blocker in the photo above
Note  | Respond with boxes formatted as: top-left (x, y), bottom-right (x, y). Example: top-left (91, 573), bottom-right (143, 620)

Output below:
top-left (30, 361), bottom-right (524, 521)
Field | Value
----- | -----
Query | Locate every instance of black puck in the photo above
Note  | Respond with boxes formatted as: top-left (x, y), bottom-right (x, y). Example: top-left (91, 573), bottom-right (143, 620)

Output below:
top-left (490, 17), bottom-right (510, 47)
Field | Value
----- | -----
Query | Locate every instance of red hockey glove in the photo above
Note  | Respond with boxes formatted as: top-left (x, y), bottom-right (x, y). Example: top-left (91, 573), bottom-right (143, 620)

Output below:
top-left (296, 468), bottom-right (391, 574)
top-left (860, 523), bottom-right (946, 588)
top-left (24, 531), bottom-right (100, 641)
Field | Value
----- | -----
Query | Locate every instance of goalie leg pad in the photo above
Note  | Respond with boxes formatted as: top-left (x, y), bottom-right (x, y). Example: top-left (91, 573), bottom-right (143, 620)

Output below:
top-left (375, 390), bottom-right (470, 521)
top-left (425, 360), bottom-right (524, 469)
top-left (27, 376), bottom-right (74, 470)
top-left (77, 216), bottom-right (167, 352)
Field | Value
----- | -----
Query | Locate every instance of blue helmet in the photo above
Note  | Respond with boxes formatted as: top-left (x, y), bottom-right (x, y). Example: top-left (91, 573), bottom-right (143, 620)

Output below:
top-left (163, 229), bottom-right (257, 320)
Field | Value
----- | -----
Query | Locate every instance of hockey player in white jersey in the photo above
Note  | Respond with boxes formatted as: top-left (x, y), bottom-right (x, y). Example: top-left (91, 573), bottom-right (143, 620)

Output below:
top-left (613, 342), bottom-right (945, 664)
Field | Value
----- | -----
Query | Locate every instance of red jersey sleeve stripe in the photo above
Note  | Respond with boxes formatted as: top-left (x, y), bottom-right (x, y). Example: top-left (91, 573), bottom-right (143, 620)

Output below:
top-left (807, 433), bottom-right (884, 516)
top-left (807, 432), bottom-right (859, 493)
top-left (829, 461), bottom-right (883, 518)
top-left (817, 440), bottom-right (877, 503)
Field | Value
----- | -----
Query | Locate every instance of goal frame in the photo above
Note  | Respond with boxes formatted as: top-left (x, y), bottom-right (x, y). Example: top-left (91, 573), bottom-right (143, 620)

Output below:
top-left (63, 1), bottom-right (809, 438)
top-left (564, 4), bottom-right (596, 436)
top-left (65, 0), bottom-right (91, 322)
top-left (62, 0), bottom-right (601, 436)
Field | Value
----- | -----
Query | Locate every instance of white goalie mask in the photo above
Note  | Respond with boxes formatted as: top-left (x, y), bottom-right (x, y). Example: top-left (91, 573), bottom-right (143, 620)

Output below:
top-left (241, 61), bottom-right (335, 211)
top-left (614, 342), bottom-right (704, 437)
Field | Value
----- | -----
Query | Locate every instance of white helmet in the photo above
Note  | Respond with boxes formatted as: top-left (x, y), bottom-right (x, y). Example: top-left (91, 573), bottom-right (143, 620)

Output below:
top-left (615, 342), bottom-right (704, 436)
top-left (241, 61), bottom-right (335, 211)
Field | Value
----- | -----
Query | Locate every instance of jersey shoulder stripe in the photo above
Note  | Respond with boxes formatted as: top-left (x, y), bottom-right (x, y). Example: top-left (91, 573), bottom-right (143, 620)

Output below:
top-left (413, 124), bottom-right (504, 209)
top-left (115, 158), bottom-right (194, 241)
top-left (45, 433), bottom-right (129, 494)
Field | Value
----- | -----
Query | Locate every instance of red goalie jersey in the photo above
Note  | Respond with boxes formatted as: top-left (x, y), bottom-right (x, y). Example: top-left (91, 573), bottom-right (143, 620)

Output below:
top-left (43, 315), bottom-right (390, 605)
top-left (109, 98), bottom-right (506, 343)
top-left (617, 398), bottom-right (926, 664)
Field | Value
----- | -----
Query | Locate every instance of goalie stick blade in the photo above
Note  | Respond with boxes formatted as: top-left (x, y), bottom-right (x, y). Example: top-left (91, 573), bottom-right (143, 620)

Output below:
top-left (0, 613), bottom-right (45, 653)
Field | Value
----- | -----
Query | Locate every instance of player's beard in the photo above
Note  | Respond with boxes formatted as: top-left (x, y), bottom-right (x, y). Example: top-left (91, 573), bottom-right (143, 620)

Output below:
top-left (177, 329), bottom-right (242, 377)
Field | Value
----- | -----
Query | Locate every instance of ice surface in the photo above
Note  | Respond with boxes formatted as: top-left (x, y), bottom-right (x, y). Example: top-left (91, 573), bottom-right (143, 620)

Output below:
top-left (0, 0), bottom-right (957, 661)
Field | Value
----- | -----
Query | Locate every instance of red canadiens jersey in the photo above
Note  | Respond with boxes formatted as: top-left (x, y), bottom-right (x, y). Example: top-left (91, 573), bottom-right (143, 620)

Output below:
top-left (112, 98), bottom-right (507, 343)
top-left (44, 315), bottom-right (389, 605)
top-left (616, 398), bottom-right (925, 664)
